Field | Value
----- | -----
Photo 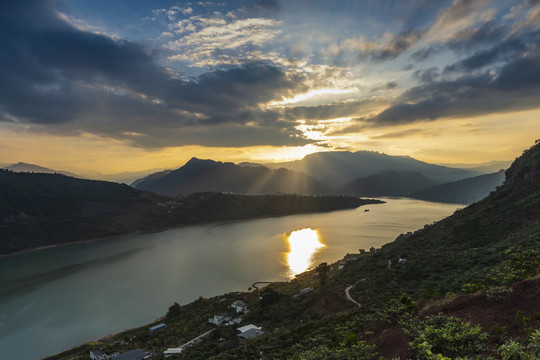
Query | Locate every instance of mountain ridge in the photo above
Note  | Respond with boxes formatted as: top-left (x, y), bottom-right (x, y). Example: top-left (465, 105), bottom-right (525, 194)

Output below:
top-left (265, 150), bottom-right (479, 187)
top-left (410, 170), bottom-right (506, 204)
top-left (133, 157), bottom-right (331, 196)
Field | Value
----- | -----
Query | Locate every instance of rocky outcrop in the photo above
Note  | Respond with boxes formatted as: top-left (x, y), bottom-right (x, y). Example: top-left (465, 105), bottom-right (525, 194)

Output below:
top-left (504, 140), bottom-right (540, 185)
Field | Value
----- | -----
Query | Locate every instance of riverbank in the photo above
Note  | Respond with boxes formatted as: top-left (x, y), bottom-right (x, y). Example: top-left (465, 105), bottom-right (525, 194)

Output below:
top-left (1, 191), bottom-right (383, 255)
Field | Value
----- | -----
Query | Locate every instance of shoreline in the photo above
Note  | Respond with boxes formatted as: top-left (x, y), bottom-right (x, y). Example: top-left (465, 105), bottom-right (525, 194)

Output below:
top-left (1, 197), bottom-right (383, 259)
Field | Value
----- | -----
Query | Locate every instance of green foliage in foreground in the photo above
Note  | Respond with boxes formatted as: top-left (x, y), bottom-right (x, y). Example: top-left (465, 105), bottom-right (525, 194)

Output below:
top-left (297, 342), bottom-right (382, 360)
top-left (401, 314), bottom-right (489, 359)
top-left (498, 329), bottom-right (540, 360)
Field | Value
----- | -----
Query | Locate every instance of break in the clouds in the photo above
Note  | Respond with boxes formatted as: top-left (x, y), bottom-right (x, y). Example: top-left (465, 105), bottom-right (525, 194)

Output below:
top-left (1, 0), bottom-right (540, 150)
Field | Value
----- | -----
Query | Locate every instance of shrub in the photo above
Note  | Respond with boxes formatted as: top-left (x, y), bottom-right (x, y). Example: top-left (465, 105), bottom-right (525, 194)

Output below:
top-left (401, 314), bottom-right (489, 358)
top-left (486, 286), bottom-right (512, 303)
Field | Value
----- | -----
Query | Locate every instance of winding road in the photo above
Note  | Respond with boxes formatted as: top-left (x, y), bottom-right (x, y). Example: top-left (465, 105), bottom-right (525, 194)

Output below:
top-left (345, 283), bottom-right (362, 308)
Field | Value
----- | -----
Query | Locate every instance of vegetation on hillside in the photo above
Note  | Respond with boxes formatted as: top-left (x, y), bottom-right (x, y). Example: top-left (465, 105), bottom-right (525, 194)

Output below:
top-left (0, 170), bottom-right (379, 254)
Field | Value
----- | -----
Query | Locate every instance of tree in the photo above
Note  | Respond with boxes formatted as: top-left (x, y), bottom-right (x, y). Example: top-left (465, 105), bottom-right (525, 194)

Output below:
top-left (315, 262), bottom-right (329, 288)
top-left (166, 302), bottom-right (181, 320)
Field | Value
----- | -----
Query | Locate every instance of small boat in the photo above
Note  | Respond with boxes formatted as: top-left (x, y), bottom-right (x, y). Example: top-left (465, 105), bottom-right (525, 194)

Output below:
top-left (365, 209), bottom-right (369, 212)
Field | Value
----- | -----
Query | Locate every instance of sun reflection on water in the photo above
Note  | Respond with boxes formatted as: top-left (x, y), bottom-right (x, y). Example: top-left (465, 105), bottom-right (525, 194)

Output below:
top-left (286, 228), bottom-right (325, 277)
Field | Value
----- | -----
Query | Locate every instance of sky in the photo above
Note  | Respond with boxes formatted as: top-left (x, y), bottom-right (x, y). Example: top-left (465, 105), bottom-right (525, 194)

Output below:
top-left (1, 0), bottom-right (540, 174)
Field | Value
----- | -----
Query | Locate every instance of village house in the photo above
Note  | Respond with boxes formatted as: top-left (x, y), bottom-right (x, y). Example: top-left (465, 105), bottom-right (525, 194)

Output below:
top-left (90, 349), bottom-right (107, 360)
top-left (164, 329), bottom-right (214, 357)
top-left (208, 313), bottom-right (231, 326)
top-left (230, 300), bottom-right (248, 313)
top-left (148, 323), bottom-right (166, 335)
top-left (293, 287), bottom-right (313, 297)
top-left (237, 324), bottom-right (264, 345)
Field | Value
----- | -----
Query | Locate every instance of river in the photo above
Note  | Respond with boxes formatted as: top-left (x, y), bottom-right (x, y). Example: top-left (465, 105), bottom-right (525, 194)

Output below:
top-left (0, 197), bottom-right (461, 360)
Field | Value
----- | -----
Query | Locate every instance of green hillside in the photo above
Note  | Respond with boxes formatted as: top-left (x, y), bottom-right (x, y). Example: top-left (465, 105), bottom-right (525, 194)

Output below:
top-left (0, 170), bottom-right (377, 255)
top-left (47, 142), bottom-right (540, 360)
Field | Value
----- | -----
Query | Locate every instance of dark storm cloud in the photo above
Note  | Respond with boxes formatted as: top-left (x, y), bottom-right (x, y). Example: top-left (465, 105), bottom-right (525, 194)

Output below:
top-left (0, 0), bottom-right (309, 147)
top-left (370, 52), bottom-right (540, 126)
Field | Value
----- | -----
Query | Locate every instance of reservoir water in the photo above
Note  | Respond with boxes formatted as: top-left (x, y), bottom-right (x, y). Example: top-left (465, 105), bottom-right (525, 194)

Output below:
top-left (0, 198), bottom-right (460, 360)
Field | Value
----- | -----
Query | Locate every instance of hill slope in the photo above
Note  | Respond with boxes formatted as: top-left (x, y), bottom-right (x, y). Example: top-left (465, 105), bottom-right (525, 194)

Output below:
top-left (3, 162), bottom-right (80, 177)
top-left (409, 170), bottom-right (506, 204)
top-left (133, 158), bottom-right (331, 196)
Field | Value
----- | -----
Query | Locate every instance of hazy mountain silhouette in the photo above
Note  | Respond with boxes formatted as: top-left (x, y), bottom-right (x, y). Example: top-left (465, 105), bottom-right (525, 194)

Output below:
top-left (267, 151), bottom-right (479, 187)
top-left (133, 158), bottom-right (330, 196)
top-left (439, 160), bottom-right (511, 174)
top-left (337, 170), bottom-right (439, 197)
top-left (130, 169), bottom-right (173, 188)
top-left (410, 170), bottom-right (505, 204)
top-left (2, 162), bottom-right (81, 178)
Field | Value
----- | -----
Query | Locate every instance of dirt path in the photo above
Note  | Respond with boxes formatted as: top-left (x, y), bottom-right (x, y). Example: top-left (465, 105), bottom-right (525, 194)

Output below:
top-left (345, 284), bottom-right (362, 308)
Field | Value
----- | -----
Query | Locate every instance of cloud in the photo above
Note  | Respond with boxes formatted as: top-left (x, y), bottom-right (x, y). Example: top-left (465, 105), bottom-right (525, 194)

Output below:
top-left (166, 16), bottom-right (282, 66)
top-left (337, 30), bottom-right (423, 62)
top-left (0, 0), bottom-right (312, 148)
top-left (371, 82), bottom-right (398, 92)
top-left (413, 67), bottom-right (439, 83)
top-left (423, 0), bottom-right (493, 43)
top-left (370, 129), bottom-right (428, 139)
top-left (282, 99), bottom-right (388, 123)
top-left (370, 30), bottom-right (424, 61)
top-left (369, 52), bottom-right (540, 126)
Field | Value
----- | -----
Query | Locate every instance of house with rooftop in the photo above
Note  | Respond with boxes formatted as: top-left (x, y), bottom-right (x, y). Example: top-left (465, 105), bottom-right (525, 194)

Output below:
top-left (230, 300), bottom-right (247, 313)
top-left (90, 349), bottom-right (107, 360)
top-left (208, 313), bottom-right (231, 326)
top-left (148, 323), bottom-right (166, 335)
top-left (236, 324), bottom-right (264, 345)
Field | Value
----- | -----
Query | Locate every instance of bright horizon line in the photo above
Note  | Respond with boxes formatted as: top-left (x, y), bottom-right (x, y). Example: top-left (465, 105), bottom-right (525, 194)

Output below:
top-left (1, 148), bottom-right (516, 177)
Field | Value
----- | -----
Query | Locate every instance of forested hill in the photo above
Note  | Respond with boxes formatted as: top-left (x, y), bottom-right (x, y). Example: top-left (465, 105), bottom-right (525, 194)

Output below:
top-left (0, 170), bottom-right (379, 255)
top-left (47, 141), bottom-right (540, 360)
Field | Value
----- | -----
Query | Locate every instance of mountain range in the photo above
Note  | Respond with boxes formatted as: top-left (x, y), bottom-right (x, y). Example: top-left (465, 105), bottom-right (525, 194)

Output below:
top-left (132, 152), bottom-right (490, 200)
top-left (265, 151), bottom-right (479, 187)
top-left (3, 151), bottom-right (510, 202)
top-left (133, 157), bottom-right (331, 196)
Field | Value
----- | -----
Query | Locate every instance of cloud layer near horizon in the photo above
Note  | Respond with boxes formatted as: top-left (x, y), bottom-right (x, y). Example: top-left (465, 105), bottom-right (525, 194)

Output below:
top-left (1, 0), bottom-right (540, 150)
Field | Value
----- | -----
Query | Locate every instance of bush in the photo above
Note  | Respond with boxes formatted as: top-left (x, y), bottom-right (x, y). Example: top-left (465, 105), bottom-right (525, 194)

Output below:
top-left (486, 286), bottom-right (512, 303)
top-left (498, 329), bottom-right (540, 360)
top-left (498, 340), bottom-right (526, 360)
top-left (401, 314), bottom-right (489, 358)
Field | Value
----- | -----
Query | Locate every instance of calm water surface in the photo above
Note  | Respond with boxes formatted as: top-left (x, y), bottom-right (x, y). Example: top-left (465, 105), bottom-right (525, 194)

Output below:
top-left (0, 198), bottom-right (460, 360)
